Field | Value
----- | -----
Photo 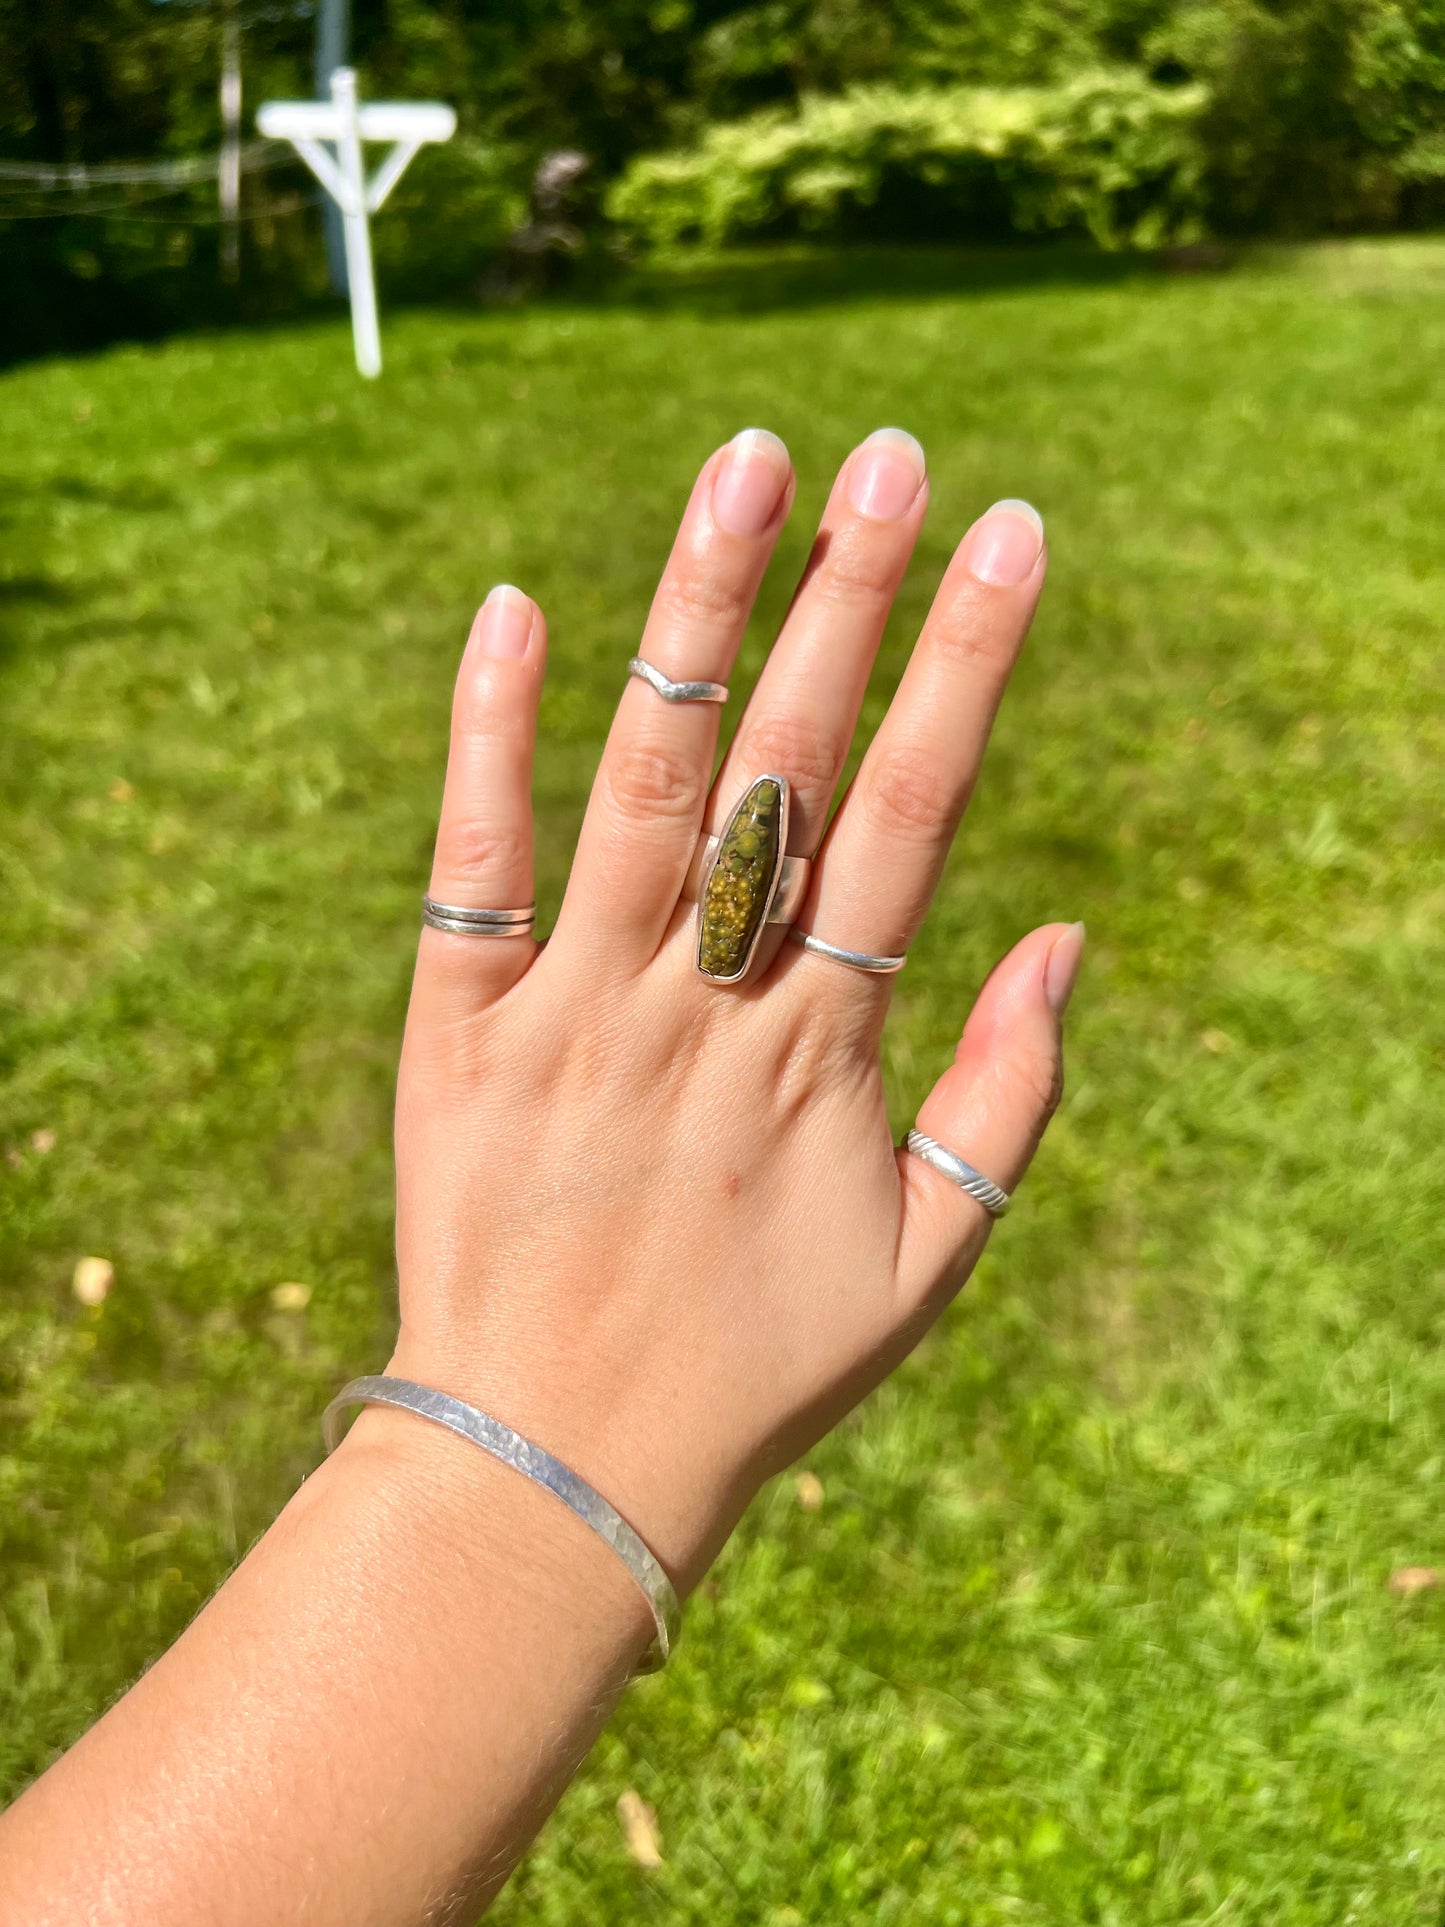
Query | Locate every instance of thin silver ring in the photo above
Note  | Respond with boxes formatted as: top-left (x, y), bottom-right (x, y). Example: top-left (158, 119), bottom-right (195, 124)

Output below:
top-left (627, 655), bottom-right (729, 705)
top-left (905, 1130), bottom-right (1011, 1218)
top-left (788, 928), bottom-right (906, 975)
top-left (422, 895), bottom-right (535, 936)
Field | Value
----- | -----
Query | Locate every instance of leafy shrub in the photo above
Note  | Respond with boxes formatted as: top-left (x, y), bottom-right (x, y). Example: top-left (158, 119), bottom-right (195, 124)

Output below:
top-left (607, 71), bottom-right (1209, 251)
top-left (372, 138), bottom-right (528, 296)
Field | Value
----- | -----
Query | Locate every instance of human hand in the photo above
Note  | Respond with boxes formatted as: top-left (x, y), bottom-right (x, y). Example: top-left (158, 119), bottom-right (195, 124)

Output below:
top-left (0, 432), bottom-right (1081, 1927)
top-left (385, 428), bottom-right (1081, 1599)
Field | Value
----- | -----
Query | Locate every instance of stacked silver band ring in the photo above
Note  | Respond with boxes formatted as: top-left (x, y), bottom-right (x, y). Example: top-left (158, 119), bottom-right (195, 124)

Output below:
top-left (905, 1130), bottom-right (1011, 1218)
top-left (628, 656), bottom-right (729, 705)
top-left (788, 928), bottom-right (906, 975)
top-left (422, 895), bottom-right (535, 937)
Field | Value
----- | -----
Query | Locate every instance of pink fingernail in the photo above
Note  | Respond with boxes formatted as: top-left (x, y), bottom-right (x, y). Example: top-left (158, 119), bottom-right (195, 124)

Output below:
top-left (961, 499), bottom-right (1044, 586)
top-left (1044, 922), bottom-right (1086, 1015)
top-left (712, 428), bottom-right (791, 537)
top-left (473, 583), bottom-right (533, 660)
top-left (845, 427), bottom-right (926, 522)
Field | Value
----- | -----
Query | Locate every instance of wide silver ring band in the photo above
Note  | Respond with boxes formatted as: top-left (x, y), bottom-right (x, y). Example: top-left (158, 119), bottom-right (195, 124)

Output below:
top-left (422, 895), bottom-right (535, 937)
top-left (788, 928), bottom-right (906, 975)
top-left (323, 1375), bottom-right (680, 1673)
top-left (628, 656), bottom-right (729, 705)
top-left (905, 1130), bottom-right (1012, 1218)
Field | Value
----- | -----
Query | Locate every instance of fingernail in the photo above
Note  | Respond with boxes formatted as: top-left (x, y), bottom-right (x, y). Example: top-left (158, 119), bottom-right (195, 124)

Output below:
top-left (473, 583), bottom-right (533, 660)
top-left (712, 428), bottom-right (791, 537)
top-left (846, 426), bottom-right (926, 522)
top-left (1044, 921), bottom-right (1086, 1016)
top-left (962, 499), bottom-right (1044, 586)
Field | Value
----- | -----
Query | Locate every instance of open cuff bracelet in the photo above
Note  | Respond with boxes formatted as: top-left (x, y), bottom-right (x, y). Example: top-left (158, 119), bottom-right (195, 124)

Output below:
top-left (323, 1375), bottom-right (681, 1672)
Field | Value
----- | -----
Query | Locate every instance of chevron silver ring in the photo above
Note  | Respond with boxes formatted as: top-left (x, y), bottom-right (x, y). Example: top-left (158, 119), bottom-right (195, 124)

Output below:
top-left (627, 655), bottom-right (729, 705)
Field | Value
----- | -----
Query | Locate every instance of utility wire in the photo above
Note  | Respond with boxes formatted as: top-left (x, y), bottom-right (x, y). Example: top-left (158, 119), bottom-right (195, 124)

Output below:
top-left (0, 141), bottom-right (290, 190)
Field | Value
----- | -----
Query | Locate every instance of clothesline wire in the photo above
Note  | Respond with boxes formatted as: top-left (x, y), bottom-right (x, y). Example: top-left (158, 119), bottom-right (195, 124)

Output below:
top-left (0, 190), bottom-right (321, 225)
top-left (0, 141), bottom-right (293, 190)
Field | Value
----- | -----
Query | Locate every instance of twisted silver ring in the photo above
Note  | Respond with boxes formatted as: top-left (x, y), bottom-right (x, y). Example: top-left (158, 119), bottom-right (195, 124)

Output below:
top-left (788, 929), bottom-right (906, 975)
top-left (905, 1130), bottom-right (1011, 1218)
top-left (628, 656), bottom-right (729, 705)
top-left (422, 895), bottom-right (535, 936)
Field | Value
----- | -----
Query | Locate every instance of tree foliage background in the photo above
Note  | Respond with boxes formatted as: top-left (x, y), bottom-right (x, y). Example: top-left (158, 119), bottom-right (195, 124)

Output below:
top-left (8, 0), bottom-right (1445, 353)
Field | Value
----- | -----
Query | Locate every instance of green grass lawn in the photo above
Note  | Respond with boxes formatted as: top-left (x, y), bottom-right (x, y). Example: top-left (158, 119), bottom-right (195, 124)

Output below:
top-left (4, 238), bottom-right (1445, 1923)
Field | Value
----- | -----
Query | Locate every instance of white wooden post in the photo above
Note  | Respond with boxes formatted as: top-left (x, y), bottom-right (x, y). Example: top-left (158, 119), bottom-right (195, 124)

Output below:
top-left (218, 1), bottom-right (241, 284)
top-left (313, 0), bottom-right (351, 293)
top-left (329, 69), bottom-right (380, 376)
top-left (257, 71), bottom-right (455, 379)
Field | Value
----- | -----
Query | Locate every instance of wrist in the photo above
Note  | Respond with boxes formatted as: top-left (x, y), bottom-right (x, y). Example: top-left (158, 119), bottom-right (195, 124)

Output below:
top-left (381, 1331), bottom-right (750, 1597)
top-left (327, 1398), bottom-right (657, 1669)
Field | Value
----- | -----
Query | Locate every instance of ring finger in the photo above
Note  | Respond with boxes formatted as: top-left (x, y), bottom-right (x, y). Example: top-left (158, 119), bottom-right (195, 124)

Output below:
top-left (796, 499), bottom-right (1047, 975)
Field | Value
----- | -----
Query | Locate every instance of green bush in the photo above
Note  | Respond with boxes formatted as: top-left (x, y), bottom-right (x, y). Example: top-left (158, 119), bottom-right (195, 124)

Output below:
top-left (607, 71), bottom-right (1209, 251)
top-left (371, 137), bottom-right (528, 297)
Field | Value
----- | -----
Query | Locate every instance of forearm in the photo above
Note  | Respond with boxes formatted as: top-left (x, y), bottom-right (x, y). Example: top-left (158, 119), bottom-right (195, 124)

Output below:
top-left (0, 1406), bottom-right (653, 1927)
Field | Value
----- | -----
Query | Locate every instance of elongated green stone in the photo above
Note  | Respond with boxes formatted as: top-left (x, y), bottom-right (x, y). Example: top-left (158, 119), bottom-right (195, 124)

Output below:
top-left (698, 776), bottom-right (784, 980)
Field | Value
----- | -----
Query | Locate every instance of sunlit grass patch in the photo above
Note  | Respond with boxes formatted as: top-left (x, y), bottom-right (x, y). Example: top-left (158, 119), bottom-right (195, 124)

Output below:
top-left (3, 239), bottom-right (1445, 1920)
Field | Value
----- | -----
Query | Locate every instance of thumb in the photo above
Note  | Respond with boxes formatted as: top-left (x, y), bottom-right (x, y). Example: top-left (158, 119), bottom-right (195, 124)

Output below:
top-left (894, 920), bottom-right (1084, 1313)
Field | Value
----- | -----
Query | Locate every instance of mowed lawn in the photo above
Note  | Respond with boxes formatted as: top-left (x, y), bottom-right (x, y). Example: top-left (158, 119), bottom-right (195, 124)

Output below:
top-left (4, 239), bottom-right (1445, 1923)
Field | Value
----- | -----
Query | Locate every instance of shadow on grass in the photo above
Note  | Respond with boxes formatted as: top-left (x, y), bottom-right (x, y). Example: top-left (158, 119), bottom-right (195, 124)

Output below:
top-left (573, 242), bottom-right (1167, 318)
top-left (0, 242), bottom-right (1180, 377)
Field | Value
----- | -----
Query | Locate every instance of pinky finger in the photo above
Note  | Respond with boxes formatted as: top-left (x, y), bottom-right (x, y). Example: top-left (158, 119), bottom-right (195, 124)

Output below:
top-left (420, 584), bottom-right (546, 1010)
top-left (894, 920), bottom-right (1085, 1315)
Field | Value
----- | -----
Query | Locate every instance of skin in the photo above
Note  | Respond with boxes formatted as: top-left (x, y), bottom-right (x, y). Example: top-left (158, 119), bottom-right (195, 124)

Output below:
top-left (0, 427), bottom-right (1082, 1926)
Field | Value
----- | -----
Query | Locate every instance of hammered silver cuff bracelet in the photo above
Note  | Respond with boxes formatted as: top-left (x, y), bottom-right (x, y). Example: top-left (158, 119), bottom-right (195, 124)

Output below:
top-left (323, 1374), bottom-right (681, 1672)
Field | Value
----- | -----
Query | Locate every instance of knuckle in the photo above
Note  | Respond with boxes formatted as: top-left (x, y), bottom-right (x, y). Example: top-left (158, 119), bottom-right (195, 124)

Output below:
top-left (929, 591), bottom-right (1022, 675)
top-left (742, 714), bottom-right (844, 793)
top-left (434, 818), bottom-right (530, 887)
top-left (606, 737), bottom-right (706, 823)
top-left (451, 683), bottom-right (531, 753)
top-left (864, 746), bottom-right (956, 842)
top-left (1006, 1041), bottom-right (1065, 1121)
top-left (812, 524), bottom-right (903, 605)
top-left (653, 568), bottom-right (751, 637)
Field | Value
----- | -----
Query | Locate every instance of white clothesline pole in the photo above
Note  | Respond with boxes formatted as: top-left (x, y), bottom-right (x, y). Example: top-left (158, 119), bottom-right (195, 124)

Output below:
top-left (219, 1), bottom-right (242, 284)
top-left (332, 70), bottom-right (379, 376)
top-left (257, 69), bottom-right (455, 379)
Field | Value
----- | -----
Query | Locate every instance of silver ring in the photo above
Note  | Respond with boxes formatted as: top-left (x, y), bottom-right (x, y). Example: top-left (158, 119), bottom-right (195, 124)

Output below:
top-left (681, 775), bottom-right (812, 985)
top-left (788, 929), bottom-right (906, 975)
top-left (422, 895), bottom-right (535, 936)
top-left (905, 1130), bottom-right (1011, 1218)
top-left (628, 656), bottom-right (728, 705)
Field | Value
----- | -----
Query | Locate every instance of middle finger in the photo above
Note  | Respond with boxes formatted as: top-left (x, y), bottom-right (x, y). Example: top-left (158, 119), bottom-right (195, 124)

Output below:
top-left (705, 428), bottom-right (929, 867)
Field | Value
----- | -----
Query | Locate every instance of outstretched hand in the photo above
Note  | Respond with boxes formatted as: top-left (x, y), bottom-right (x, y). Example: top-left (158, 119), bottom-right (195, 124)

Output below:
top-left (0, 429), bottom-right (1084, 1927)
top-left (389, 427), bottom-right (1081, 1599)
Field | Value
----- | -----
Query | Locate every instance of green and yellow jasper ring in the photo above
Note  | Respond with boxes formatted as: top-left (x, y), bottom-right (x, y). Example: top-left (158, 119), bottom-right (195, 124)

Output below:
top-left (683, 774), bottom-right (812, 985)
